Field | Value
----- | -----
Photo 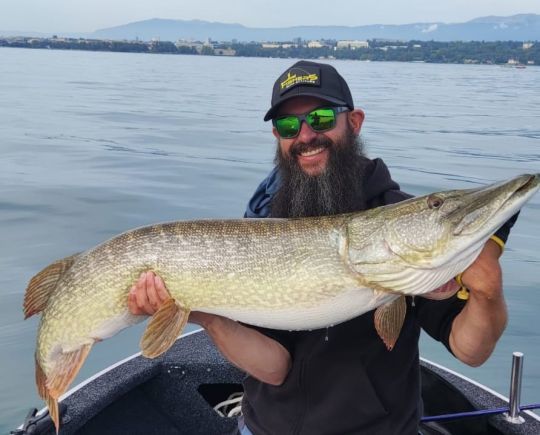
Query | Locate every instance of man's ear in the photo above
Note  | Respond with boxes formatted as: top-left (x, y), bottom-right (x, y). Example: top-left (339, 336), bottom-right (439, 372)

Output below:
top-left (272, 126), bottom-right (281, 140)
top-left (348, 109), bottom-right (365, 135)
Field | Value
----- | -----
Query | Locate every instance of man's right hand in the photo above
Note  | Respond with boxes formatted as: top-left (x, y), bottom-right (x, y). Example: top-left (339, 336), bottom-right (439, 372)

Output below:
top-left (128, 271), bottom-right (170, 315)
top-left (127, 271), bottom-right (291, 385)
top-left (127, 271), bottom-right (221, 327)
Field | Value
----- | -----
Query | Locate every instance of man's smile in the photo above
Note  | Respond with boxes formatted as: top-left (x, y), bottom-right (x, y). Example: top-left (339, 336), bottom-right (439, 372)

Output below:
top-left (298, 146), bottom-right (326, 157)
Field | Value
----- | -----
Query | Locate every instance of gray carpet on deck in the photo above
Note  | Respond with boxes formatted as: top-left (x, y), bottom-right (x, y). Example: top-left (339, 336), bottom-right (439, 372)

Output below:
top-left (46, 331), bottom-right (245, 435)
top-left (27, 332), bottom-right (540, 435)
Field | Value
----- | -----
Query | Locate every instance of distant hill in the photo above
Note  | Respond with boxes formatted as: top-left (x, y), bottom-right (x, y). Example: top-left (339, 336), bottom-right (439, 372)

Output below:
top-left (89, 14), bottom-right (540, 42)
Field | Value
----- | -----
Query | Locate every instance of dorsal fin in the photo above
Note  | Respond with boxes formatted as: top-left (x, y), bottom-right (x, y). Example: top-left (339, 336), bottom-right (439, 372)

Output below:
top-left (23, 253), bottom-right (80, 319)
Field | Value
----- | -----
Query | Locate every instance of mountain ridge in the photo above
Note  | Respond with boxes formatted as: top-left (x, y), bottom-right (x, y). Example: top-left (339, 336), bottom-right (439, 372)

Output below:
top-left (89, 14), bottom-right (540, 42)
top-left (2, 14), bottom-right (539, 42)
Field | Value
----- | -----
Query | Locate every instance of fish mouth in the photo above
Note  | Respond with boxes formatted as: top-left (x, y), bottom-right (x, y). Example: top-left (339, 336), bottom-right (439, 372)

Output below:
top-left (453, 173), bottom-right (539, 237)
top-left (493, 173), bottom-right (539, 217)
top-left (515, 173), bottom-right (539, 194)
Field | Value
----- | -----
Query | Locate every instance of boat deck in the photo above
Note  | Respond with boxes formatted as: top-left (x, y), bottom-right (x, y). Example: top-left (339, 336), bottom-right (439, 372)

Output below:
top-left (16, 330), bottom-right (540, 434)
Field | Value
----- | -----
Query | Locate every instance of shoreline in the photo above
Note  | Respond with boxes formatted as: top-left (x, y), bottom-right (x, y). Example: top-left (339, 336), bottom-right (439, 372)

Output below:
top-left (1, 36), bottom-right (537, 67)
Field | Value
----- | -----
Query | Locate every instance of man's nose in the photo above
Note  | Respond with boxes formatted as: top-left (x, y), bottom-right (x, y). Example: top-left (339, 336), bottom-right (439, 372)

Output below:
top-left (297, 120), bottom-right (317, 143)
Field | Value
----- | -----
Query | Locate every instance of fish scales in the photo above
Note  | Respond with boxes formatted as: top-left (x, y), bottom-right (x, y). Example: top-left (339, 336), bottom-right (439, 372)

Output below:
top-left (37, 217), bottom-right (362, 365)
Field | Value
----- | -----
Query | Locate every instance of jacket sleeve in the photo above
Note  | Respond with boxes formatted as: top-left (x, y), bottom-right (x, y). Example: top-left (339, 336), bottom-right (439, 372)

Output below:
top-left (239, 323), bottom-right (296, 356)
top-left (414, 296), bottom-right (467, 354)
top-left (493, 212), bottom-right (519, 244)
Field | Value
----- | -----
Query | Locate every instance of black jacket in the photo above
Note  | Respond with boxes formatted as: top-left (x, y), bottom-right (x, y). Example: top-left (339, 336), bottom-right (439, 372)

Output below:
top-left (241, 159), bottom-right (516, 435)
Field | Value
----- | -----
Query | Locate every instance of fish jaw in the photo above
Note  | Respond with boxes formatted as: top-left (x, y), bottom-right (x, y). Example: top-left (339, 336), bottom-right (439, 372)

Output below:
top-left (390, 174), bottom-right (538, 269)
top-left (345, 174), bottom-right (539, 296)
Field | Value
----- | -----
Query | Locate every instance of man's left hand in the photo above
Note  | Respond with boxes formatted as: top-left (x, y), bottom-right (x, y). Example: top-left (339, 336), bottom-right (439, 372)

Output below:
top-left (449, 238), bottom-right (507, 366)
top-left (461, 239), bottom-right (503, 300)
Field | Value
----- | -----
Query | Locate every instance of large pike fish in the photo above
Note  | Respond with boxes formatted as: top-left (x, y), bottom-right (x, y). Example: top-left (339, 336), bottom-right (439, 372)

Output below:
top-left (24, 173), bottom-right (539, 431)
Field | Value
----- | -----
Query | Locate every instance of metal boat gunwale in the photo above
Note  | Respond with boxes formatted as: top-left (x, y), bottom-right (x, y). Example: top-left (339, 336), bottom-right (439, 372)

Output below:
top-left (422, 357), bottom-right (540, 422)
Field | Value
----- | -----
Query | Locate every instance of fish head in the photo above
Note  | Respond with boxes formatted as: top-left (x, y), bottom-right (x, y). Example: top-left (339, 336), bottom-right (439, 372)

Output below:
top-left (345, 174), bottom-right (539, 294)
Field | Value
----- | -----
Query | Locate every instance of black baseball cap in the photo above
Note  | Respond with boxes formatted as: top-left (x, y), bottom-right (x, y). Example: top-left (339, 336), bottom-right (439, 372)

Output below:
top-left (264, 60), bottom-right (354, 121)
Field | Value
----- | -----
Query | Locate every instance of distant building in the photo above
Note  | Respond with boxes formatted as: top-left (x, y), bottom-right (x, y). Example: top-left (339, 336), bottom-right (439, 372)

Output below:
top-left (413, 44), bottom-right (422, 48)
top-left (336, 40), bottom-right (369, 49)
top-left (307, 40), bottom-right (327, 48)
top-left (261, 43), bottom-right (280, 49)
top-left (377, 45), bottom-right (407, 51)
top-left (176, 39), bottom-right (198, 48)
top-left (523, 42), bottom-right (534, 50)
top-left (176, 39), bottom-right (204, 53)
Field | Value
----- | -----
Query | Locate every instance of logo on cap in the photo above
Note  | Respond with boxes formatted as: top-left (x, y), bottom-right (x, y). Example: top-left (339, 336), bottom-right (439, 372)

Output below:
top-left (279, 66), bottom-right (320, 94)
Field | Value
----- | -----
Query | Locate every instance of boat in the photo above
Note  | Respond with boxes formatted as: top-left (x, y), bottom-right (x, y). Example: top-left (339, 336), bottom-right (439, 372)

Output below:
top-left (12, 329), bottom-right (540, 435)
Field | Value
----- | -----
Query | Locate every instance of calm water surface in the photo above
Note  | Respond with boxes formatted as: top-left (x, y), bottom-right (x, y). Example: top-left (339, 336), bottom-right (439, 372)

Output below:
top-left (0, 48), bottom-right (539, 430)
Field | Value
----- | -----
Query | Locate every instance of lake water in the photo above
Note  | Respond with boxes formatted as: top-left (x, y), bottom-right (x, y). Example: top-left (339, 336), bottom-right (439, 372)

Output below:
top-left (0, 47), bottom-right (539, 431)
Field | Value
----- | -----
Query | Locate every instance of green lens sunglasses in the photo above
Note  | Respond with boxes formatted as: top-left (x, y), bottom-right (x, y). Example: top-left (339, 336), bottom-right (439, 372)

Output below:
top-left (273, 106), bottom-right (350, 139)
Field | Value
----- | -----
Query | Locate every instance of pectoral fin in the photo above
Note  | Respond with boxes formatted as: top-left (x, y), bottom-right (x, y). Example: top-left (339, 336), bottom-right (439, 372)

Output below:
top-left (141, 298), bottom-right (190, 358)
top-left (374, 296), bottom-right (407, 351)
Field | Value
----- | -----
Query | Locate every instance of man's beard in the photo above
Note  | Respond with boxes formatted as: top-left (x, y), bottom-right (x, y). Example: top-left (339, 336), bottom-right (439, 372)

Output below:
top-left (271, 128), bottom-right (371, 218)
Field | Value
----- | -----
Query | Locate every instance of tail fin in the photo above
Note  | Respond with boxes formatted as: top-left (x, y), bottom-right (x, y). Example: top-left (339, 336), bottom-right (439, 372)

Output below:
top-left (36, 343), bottom-right (92, 433)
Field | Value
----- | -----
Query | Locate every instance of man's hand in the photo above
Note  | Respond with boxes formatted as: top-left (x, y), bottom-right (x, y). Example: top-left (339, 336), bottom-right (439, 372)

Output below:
top-left (127, 271), bottom-right (218, 327)
top-left (460, 239), bottom-right (503, 300)
top-left (449, 239), bottom-right (507, 366)
top-left (126, 271), bottom-right (291, 384)
top-left (128, 271), bottom-right (170, 315)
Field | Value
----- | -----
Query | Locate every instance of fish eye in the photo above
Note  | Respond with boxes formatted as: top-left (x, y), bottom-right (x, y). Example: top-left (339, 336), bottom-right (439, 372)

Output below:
top-left (427, 195), bottom-right (444, 209)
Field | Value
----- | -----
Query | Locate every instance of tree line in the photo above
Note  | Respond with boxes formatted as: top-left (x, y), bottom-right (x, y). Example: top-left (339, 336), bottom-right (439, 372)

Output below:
top-left (1, 37), bottom-right (538, 65)
top-left (231, 40), bottom-right (538, 65)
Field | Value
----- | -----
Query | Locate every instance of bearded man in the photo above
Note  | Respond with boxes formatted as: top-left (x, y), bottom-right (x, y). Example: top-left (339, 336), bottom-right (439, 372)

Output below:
top-left (128, 61), bottom-right (515, 435)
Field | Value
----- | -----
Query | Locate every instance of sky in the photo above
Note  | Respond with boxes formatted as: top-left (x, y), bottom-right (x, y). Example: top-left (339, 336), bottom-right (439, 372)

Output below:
top-left (2, 0), bottom-right (540, 33)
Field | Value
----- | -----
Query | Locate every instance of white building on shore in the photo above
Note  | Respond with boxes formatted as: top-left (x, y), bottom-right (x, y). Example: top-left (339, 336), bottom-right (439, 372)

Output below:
top-left (336, 40), bottom-right (369, 49)
top-left (307, 40), bottom-right (330, 48)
